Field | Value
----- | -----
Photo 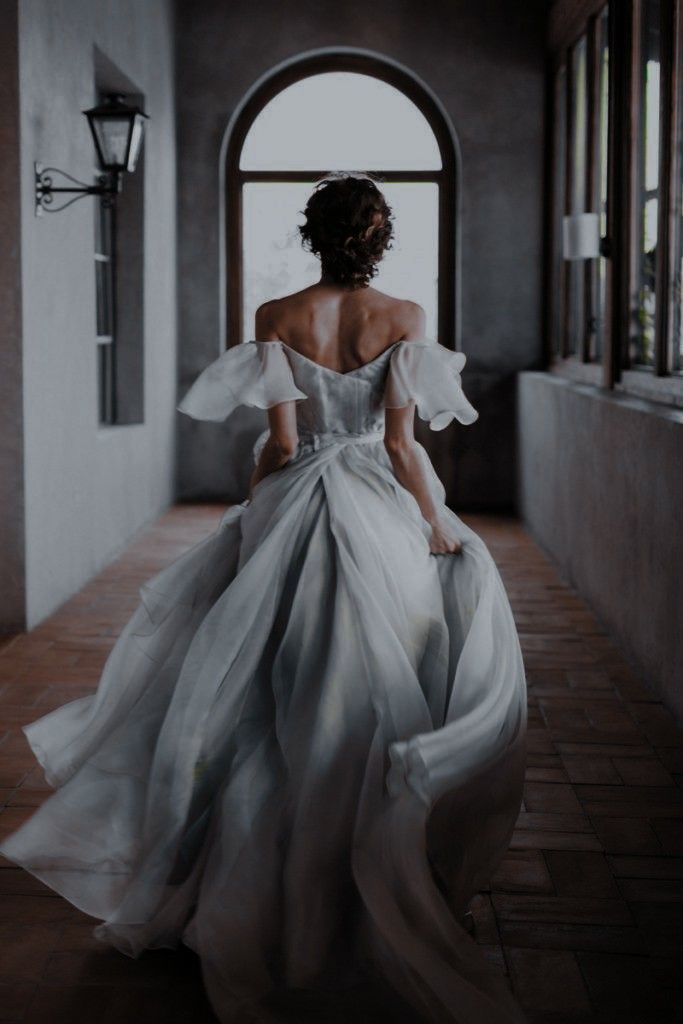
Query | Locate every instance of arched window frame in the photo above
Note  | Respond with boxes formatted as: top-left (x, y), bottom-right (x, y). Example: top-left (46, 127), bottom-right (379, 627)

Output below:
top-left (221, 48), bottom-right (461, 351)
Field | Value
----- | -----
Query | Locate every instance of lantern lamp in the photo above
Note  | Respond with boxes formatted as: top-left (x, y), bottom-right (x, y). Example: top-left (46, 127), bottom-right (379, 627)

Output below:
top-left (35, 94), bottom-right (148, 215)
top-left (84, 94), bottom-right (148, 174)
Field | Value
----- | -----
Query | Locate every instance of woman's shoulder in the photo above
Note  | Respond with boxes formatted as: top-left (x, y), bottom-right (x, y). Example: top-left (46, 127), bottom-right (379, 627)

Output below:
top-left (257, 286), bottom-right (425, 334)
top-left (391, 295), bottom-right (427, 341)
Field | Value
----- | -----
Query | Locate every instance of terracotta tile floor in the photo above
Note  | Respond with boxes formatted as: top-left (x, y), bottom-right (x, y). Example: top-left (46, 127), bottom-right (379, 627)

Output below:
top-left (1, 505), bottom-right (682, 1024)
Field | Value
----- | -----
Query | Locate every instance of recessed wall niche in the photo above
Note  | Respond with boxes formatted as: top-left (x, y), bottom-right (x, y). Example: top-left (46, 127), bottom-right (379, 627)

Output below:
top-left (93, 47), bottom-right (145, 426)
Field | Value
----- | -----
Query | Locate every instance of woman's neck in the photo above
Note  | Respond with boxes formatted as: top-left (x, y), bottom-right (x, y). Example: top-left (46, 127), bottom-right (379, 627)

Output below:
top-left (318, 270), bottom-right (366, 291)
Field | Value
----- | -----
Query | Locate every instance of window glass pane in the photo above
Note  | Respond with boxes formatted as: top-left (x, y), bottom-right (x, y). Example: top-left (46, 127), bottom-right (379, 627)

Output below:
top-left (593, 6), bottom-right (610, 360)
top-left (568, 35), bottom-right (588, 355)
top-left (632, 0), bottom-right (661, 367)
top-left (571, 38), bottom-right (588, 214)
top-left (552, 65), bottom-right (567, 356)
top-left (240, 72), bottom-right (442, 171)
top-left (242, 181), bottom-right (439, 344)
top-left (93, 117), bottom-right (131, 168)
top-left (672, 17), bottom-right (683, 371)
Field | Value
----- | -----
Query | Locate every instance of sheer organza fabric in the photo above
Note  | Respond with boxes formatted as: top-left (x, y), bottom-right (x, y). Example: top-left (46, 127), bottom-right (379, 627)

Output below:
top-left (0, 339), bottom-right (527, 1024)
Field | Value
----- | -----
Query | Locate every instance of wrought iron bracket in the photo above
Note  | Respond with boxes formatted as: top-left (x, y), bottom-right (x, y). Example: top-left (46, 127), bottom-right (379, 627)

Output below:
top-left (35, 162), bottom-right (121, 216)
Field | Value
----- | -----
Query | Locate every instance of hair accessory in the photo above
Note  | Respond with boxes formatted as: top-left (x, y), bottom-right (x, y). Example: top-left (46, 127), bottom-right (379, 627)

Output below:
top-left (316, 170), bottom-right (377, 186)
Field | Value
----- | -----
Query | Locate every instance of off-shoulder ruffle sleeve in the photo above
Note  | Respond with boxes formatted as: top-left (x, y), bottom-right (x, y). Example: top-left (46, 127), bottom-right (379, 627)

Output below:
top-left (177, 341), bottom-right (307, 422)
top-left (383, 340), bottom-right (478, 430)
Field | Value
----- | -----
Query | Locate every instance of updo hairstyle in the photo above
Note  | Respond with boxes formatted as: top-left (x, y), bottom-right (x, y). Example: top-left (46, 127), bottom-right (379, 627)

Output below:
top-left (298, 173), bottom-right (394, 288)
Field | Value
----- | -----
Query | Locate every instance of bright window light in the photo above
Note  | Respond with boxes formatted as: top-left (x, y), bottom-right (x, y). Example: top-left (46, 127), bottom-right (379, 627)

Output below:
top-left (240, 72), bottom-right (442, 171)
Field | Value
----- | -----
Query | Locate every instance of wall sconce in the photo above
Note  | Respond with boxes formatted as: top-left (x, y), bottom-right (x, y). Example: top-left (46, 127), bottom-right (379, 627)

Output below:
top-left (563, 213), bottom-right (602, 260)
top-left (35, 94), bottom-right (148, 215)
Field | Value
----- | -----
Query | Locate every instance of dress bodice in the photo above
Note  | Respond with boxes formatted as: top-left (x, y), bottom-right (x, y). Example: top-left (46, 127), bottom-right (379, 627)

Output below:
top-left (177, 338), bottom-right (479, 440)
top-left (279, 341), bottom-right (399, 440)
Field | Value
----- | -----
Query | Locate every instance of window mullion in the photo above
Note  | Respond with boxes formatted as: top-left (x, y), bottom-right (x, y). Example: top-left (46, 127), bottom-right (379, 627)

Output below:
top-left (625, 0), bottom-right (642, 374)
top-left (671, 0), bottom-right (683, 371)
top-left (656, 0), bottom-right (677, 374)
top-left (605, 1), bottom-right (634, 386)
top-left (563, 46), bottom-right (576, 359)
top-left (549, 63), bottom-right (568, 361)
top-left (585, 14), bottom-right (600, 362)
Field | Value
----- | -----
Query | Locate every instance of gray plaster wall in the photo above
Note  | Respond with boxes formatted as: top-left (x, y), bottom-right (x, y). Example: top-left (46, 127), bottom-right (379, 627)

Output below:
top-left (518, 373), bottom-right (683, 721)
top-left (0, 2), bottom-right (26, 632)
top-left (175, 0), bottom-right (547, 508)
top-left (16, 0), bottom-right (177, 628)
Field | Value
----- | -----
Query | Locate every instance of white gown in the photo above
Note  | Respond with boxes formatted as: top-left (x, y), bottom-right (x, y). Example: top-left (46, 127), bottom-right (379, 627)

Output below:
top-left (0, 339), bottom-right (528, 1024)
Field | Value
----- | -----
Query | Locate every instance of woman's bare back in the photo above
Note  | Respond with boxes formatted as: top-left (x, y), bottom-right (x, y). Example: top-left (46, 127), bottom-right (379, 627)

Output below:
top-left (255, 282), bottom-right (426, 374)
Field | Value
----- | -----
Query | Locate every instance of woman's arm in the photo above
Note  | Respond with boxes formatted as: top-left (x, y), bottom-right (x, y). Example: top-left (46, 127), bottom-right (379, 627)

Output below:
top-left (385, 304), bottom-right (462, 553)
top-left (248, 302), bottom-right (300, 499)
top-left (248, 401), bottom-right (299, 499)
top-left (384, 403), bottom-right (462, 555)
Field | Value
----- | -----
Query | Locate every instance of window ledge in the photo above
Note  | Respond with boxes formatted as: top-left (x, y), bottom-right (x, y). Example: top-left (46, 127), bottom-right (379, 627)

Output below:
top-left (550, 358), bottom-right (604, 387)
top-left (523, 371), bottom-right (683, 426)
top-left (549, 359), bottom-right (683, 410)
top-left (616, 369), bottom-right (683, 410)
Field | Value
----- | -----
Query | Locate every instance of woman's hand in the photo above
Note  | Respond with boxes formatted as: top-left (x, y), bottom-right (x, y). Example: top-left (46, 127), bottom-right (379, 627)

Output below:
top-left (428, 516), bottom-right (463, 555)
top-left (248, 411), bottom-right (299, 499)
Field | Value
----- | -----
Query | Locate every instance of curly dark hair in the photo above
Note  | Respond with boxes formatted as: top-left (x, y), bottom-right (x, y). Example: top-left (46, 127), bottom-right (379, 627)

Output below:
top-left (298, 174), bottom-right (394, 289)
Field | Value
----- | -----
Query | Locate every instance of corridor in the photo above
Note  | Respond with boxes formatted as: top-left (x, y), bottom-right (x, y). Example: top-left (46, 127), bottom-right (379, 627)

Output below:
top-left (0, 506), bottom-right (681, 1024)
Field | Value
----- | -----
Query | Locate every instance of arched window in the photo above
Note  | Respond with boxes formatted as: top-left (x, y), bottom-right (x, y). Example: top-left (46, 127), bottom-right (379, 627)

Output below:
top-left (223, 51), bottom-right (460, 349)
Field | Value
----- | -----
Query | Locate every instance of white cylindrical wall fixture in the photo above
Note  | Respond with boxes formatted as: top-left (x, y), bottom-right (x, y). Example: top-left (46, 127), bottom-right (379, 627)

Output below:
top-left (563, 213), bottom-right (601, 260)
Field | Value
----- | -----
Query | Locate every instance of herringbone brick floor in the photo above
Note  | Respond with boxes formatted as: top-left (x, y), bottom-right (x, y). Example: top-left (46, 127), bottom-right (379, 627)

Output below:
top-left (0, 506), bottom-right (682, 1023)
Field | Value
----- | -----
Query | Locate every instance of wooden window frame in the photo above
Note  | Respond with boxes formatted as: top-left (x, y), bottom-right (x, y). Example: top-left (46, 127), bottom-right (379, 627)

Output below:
top-left (588, 6), bottom-right (610, 363)
top-left (653, 0), bottom-right (677, 374)
top-left (547, 0), bottom-right (683, 406)
top-left (547, 61), bottom-right (568, 363)
top-left (223, 52), bottom-right (459, 351)
top-left (550, 8), bottom-right (607, 375)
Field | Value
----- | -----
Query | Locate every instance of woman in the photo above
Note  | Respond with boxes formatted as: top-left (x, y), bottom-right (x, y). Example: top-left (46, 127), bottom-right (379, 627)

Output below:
top-left (0, 173), bottom-right (527, 1024)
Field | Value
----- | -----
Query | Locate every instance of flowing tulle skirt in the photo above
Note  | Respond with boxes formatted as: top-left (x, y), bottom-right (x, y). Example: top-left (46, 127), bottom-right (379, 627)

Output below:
top-left (0, 436), bottom-right (527, 1024)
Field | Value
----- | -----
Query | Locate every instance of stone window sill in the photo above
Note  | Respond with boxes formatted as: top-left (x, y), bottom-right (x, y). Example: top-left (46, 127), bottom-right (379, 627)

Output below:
top-left (550, 358), bottom-right (683, 410)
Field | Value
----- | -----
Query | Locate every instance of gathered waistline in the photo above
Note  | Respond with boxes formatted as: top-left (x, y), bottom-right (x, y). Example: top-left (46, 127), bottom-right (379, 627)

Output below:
top-left (297, 429), bottom-right (384, 452)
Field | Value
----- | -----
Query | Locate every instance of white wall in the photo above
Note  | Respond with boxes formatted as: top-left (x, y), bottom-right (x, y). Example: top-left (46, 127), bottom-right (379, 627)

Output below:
top-left (18, 0), bottom-right (177, 626)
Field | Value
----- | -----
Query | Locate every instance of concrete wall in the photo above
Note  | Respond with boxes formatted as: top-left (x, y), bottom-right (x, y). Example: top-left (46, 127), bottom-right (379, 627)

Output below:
top-left (15, 0), bottom-right (177, 628)
top-left (175, 0), bottom-right (547, 509)
top-left (519, 373), bottom-right (683, 721)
